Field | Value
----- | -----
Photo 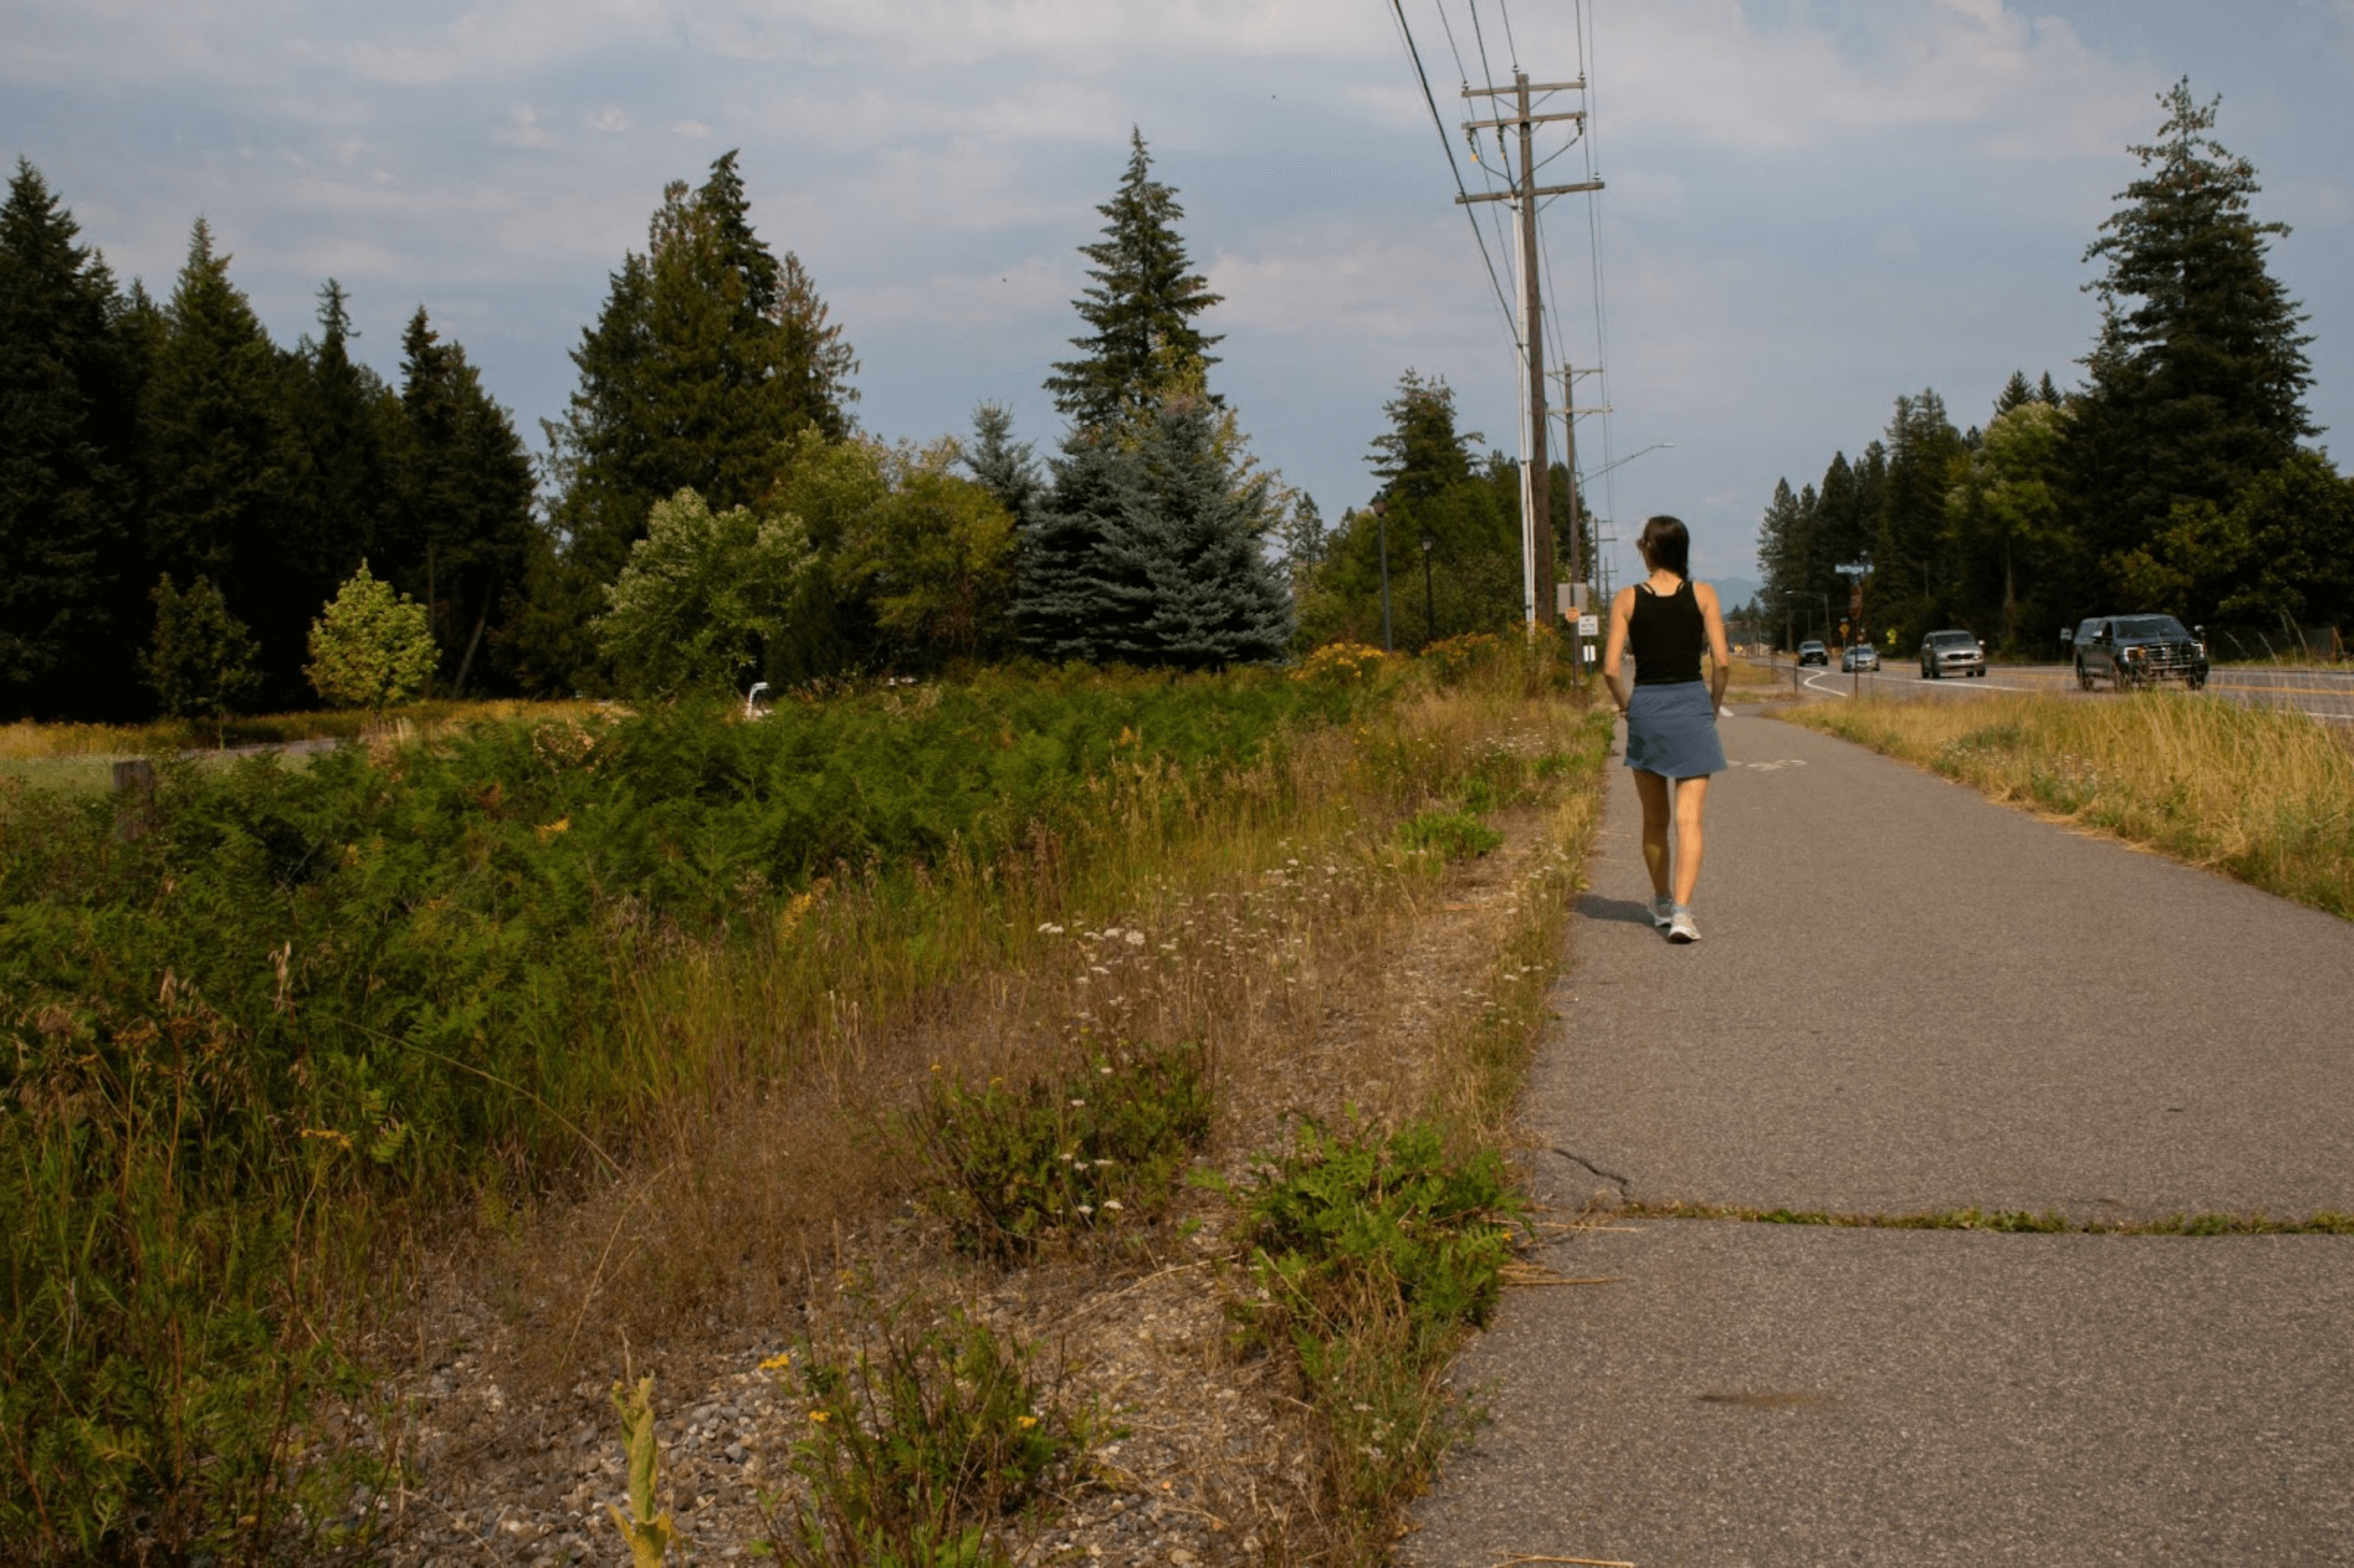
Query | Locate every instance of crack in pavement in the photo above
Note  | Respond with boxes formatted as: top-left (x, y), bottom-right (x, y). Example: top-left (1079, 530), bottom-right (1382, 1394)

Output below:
top-left (1551, 1147), bottom-right (1631, 1194)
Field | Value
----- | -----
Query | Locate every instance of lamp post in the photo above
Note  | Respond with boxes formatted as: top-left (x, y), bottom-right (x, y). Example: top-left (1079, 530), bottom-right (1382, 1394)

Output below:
top-left (1420, 532), bottom-right (1437, 647)
top-left (1372, 498), bottom-right (1393, 655)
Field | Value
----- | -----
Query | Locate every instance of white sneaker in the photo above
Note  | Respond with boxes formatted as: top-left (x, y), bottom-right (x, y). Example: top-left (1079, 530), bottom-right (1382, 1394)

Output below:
top-left (1651, 895), bottom-right (1676, 930)
top-left (1668, 908), bottom-right (1700, 944)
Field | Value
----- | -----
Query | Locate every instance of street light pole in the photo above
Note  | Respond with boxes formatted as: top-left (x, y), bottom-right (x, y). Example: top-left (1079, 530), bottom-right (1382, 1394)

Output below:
top-left (1373, 499), bottom-right (1393, 655)
top-left (1420, 533), bottom-right (1437, 646)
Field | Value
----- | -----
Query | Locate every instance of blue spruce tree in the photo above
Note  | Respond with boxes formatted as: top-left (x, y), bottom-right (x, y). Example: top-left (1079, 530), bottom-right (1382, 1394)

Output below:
top-left (1015, 430), bottom-right (1133, 663)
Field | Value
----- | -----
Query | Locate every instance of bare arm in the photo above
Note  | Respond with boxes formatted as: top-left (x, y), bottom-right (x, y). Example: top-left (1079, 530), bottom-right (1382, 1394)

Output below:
top-left (1601, 586), bottom-right (1636, 715)
top-left (1696, 582), bottom-right (1732, 709)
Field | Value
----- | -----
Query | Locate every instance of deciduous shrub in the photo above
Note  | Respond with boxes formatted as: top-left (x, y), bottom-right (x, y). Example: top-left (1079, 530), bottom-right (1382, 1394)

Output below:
top-left (306, 560), bottom-right (438, 711)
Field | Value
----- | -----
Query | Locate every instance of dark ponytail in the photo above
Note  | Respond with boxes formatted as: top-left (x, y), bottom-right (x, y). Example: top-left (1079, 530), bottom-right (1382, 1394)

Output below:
top-left (1638, 515), bottom-right (1690, 579)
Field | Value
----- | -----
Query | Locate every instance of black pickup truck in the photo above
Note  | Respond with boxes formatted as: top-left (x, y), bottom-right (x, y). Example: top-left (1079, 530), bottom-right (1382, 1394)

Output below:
top-left (2068, 615), bottom-right (2210, 691)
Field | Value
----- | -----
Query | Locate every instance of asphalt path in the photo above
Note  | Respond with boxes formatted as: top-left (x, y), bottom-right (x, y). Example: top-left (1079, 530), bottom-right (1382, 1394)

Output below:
top-left (1770, 655), bottom-right (2354, 723)
top-left (1404, 705), bottom-right (2354, 1566)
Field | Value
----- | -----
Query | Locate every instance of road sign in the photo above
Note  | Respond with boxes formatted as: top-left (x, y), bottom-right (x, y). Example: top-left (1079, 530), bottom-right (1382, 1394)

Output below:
top-left (1578, 614), bottom-right (1600, 637)
top-left (1835, 561), bottom-right (1870, 576)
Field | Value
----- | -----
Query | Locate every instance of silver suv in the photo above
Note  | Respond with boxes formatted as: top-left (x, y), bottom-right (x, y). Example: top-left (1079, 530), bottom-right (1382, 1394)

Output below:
top-left (1919, 629), bottom-right (1987, 679)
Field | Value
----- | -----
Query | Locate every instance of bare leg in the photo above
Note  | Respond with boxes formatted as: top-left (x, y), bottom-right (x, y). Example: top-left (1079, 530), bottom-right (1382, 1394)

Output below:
top-left (1632, 769), bottom-right (1672, 899)
top-left (1672, 774), bottom-right (1711, 906)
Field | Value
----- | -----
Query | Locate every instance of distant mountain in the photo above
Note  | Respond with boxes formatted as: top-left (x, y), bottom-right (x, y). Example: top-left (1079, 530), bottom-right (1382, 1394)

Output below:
top-left (1707, 575), bottom-right (1763, 609)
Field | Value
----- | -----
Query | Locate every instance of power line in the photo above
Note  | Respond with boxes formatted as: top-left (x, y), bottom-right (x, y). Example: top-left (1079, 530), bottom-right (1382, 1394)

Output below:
top-left (1492, 0), bottom-right (1523, 70)
top-left (1387, 0), bottom-right (1518, 337)
top-left (1574, 0), bottom-right (1621, 543)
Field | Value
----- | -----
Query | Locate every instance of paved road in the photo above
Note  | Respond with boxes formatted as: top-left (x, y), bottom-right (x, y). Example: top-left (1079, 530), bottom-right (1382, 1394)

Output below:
top-left (1767, 655), bottom-right (2354, 723)
top-left (1405, 706), bottom-right (2354, 1566)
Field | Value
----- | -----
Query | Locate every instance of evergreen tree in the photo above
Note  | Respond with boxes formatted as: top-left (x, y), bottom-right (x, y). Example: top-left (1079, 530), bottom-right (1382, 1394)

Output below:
top-left (141, 219), bottom-right (305, 700)
top-left (1874, 390), bottom-right (1966, 639)
top-left (1755, 477), bottom-right (1806, 643)
top-left (141, 574), bottom-right (260, 744)
top-left (0, 159), bottom-right (140, 719)
top-left (529, 152), bottom-right (856, 689)
top-left (1045, 130), bottom-right (1223, 431)
top-left (1368, 370), bottom-right (1479, 507)
top-left (284, 280), bottom-right (400, 634)
top-left (1015, 430), bottom-right (1132, 663)
top-left (392, 307), bottom-right (536, 694)
top-left (1946, 400), bottom-right (2072, 647)
top-left (1092, 400), bottom-right (1290, 669)
top-left (2067, 79), bottom-right (2316, 593)
top-left (963, 401), bottom-right (1044, 522)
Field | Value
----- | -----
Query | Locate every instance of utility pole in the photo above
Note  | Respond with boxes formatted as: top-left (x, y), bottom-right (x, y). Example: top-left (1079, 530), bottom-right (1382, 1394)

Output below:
top-left (1552, 363), bottom-right (1608, 602)
top-left (1460, 72), bottom-right (1601, 630)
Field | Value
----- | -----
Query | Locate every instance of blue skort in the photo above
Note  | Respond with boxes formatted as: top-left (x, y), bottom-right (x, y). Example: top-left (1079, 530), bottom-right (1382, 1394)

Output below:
top-left (1624, 680), bottom-right (1725, 778)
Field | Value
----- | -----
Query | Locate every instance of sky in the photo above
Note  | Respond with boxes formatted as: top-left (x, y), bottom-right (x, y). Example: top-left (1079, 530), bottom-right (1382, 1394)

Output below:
top-left (7, 0), bottom-right (2351, 594)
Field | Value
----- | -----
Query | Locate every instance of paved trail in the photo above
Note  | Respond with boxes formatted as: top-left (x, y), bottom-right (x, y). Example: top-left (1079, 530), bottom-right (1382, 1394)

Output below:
top-left (1405, 706), bottom-right (2354, 1567)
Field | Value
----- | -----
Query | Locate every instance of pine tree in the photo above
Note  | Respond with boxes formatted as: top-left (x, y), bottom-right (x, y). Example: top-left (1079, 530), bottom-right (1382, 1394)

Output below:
top-left (2068, 79), bottom-right (2316, 590)
top-left (0, 160), bottom-right (140, 719)
top-left (1015, 430), bottom-right (1132, 663)
top-left (1874, 391), bottom-right (1966, 638)
top-left (141, 574), bottom-right (260, 744)
top-left (527, 152), bottom-right (856, 690)
top-left (285, 280), bottom-right (400, 627)
top-left (1045, 130), bottom-right (1223, 431)
top-left (548, 152), bottom-right (857, 584)
top-left (141, 219), bottom-right (305, 699)
top-left (393, 307), bottom-right (536, 694)
top-left (963, 402), bottom-right (1044, 522)
top-left (1368, 371), bottom-right (1479, 507)
top-left (1092, 400), bottom-right (1290, 669)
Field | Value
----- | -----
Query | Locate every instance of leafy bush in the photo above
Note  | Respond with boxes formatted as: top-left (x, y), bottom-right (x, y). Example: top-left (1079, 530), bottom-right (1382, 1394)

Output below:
top-left (596, 487), bottom-right (816, 698)
top-left (769, 1302), bottom-right (1098, 1568)
top-left (306, 560), bottom-right (437, 710)
top-left (907, 1042), bottom-right (1212, 1257)
top-left (1395, 809), bottom-right (1503, 860)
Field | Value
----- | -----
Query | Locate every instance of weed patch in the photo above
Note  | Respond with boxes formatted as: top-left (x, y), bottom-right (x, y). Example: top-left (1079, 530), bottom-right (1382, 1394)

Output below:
top-left (1215, 1117), bottom-right (1522, 1543)
top-left (906, 1042), bottom-right (1213, 1258)
top-left (1395, 809), bottom-right (1504, 861)
top-left (764, 1301), bottom-right (1098, 1567)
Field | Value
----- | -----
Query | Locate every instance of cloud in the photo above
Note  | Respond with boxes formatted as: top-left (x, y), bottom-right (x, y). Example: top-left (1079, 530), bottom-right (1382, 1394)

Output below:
top-left (671, 119), bottom-right (711, 139)
top-left (588, 107), bottom-right (631, 135)
top-left (495, 106), bottom-right (559, 150)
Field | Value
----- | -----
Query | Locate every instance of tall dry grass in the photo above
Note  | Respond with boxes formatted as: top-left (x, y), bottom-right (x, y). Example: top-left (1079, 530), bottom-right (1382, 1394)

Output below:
top-left (511, 649), bottom-right (1611, 1358)
top-left (1783, 691), bottom-right (2354, 916)
top-left (0, 698), bottom-right (602, 760)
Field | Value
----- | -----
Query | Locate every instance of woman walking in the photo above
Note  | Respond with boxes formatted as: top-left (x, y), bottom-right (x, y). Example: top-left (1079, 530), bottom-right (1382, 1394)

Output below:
top-left (1601, 515), bottom-right (1730, 943)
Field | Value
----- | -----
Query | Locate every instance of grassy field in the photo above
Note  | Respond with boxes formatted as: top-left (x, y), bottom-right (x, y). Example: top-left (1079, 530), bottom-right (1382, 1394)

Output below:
top-left (1, 641), bottom-right (1615, 1563)
top-left (1781, 689), bottom-right (2354, 918)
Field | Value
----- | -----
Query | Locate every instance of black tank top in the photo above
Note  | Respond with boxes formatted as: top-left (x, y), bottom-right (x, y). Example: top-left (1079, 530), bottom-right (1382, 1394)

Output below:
top-left (1628, 578), bottom-right (1704, 685)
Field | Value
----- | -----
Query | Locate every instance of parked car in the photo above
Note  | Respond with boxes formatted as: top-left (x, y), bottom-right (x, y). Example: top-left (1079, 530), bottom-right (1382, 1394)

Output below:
top-left (1842, 644), bottom-right (1880, 672)
top-left (2069, 614), bottom-right (2209, 691)
top-left (1797, 640), bottom-right (1829, 666)
top-left (1918, 629), bottom-right (1987, 679)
